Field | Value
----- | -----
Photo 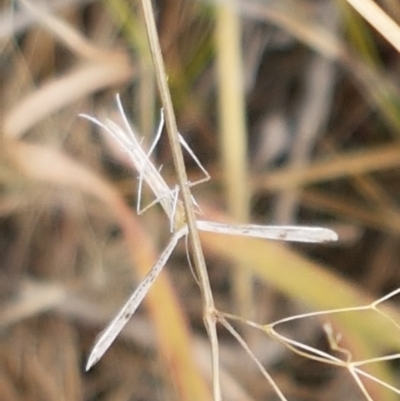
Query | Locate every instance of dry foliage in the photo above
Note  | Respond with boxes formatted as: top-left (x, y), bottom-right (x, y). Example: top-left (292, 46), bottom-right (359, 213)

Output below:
top-left (2, 1), bottom-right (400, 401)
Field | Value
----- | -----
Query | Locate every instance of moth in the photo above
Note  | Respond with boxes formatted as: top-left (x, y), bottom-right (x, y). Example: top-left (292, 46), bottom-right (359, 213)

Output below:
top-left (81, 95), bottom-right (338, 370)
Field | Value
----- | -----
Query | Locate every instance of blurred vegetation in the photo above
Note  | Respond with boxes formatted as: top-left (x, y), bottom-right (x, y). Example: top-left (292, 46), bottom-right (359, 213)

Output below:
top-left (2, 0), bottom-right (400, 400)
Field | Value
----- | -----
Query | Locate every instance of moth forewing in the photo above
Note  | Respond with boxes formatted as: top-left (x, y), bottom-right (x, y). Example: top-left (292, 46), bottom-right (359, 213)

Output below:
top-left (196, 220), bottom-right (338, 243)
top-left (86, 227), bottom-right (188, 371)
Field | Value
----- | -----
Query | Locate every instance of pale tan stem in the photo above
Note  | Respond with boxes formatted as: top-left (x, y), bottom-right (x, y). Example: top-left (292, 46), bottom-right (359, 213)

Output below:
top-left (140, 1), bottom-right (221, 400)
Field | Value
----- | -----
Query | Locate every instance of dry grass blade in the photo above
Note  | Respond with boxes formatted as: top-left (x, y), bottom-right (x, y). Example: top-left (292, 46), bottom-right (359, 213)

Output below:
top-left (3, 1), bottom-right (400, 400)
top-left (3, 2), bottom-right (134, 139)
top-left (19, 0), bottom-right (110, 59)
top-left (273, 1), bottom-right (338, 224)
top-left (259, 144), bottom-right (400, 191)
top-left (346, 0), bottom-right (400, 53)
top-left (4, 59), bottom-right (133, 139)
top-left (0, 280), bottom-right (66, 327)
top-left (0, 0), bottom-right (97, 40)
top-left (213, 0), bottom-right (400, 132)
top-left (302, 189), bottom-right (400, 235)
top-left (215, 1), bottom-right (252, 321)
